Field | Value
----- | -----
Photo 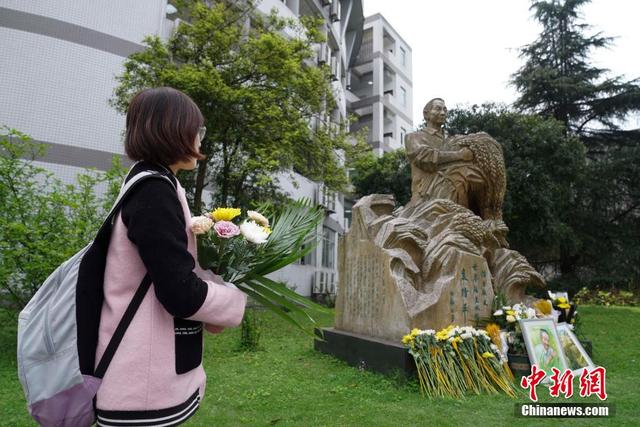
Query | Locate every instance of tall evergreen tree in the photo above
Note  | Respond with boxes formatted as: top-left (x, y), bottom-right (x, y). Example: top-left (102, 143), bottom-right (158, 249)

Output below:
top-left (512, 0), bottom-right (640, 144)
top-left (512, 0), bottom-right (640, 289)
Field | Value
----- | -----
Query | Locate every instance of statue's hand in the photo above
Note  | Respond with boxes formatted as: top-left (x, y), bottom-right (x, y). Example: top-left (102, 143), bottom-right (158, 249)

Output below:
top-left (461, 148), bottom-right (473, 161)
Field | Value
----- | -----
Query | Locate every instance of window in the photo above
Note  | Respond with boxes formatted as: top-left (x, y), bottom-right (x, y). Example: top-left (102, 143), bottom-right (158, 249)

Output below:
top-left (298, 243), bottom-right (316, 266)
top-left (321, 227), bottom-right (336, 269)
top-left (400, 86), bottom-right (407, 107)
top-left (400, 46), bottom-right (406, 66)
top-left (401, 127), bottom-right (407, 145)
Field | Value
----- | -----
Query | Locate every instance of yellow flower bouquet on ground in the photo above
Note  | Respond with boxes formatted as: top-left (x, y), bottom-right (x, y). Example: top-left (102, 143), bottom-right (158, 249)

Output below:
top-left (402, 325), bottom-right (516, 399)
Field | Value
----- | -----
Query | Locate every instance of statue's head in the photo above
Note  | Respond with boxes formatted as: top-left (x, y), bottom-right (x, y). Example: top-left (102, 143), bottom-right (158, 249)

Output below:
top-left (423, 98), bottom-right (447, 128)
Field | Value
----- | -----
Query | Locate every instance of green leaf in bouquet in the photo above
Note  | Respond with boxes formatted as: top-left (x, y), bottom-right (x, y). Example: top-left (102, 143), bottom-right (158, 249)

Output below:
top-left (248, 199), bottom-right (324, 273)
top-left (197, 234), bottom-right (219, 270)
top-left (247, 274), bottom-right (331, 316)
top-left (236, 281), bottom-right (316, 338)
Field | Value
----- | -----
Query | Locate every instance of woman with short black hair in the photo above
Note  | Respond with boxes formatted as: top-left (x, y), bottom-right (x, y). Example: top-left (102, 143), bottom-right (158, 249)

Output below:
top-left (94, 87), bottom-right (246, 426)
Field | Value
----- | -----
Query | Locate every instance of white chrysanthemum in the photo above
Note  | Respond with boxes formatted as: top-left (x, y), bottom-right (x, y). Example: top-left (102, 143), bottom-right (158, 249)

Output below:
top-left (490, 343), bottom-right (499, 352)
top-left (190, 216), bottom-right (214, 235)
top-left (506, 315), bottom-right (516, 323)
top-left (526, 308), bottom-right (537, 319)
top-left (460, 332), bottom-right (473, 340)
top-left (240, 220), bottom-right (269, 244)
top-left (424, 329), bottom-right (436, 335)
top-left (247, 210), bottom-right (270, 227)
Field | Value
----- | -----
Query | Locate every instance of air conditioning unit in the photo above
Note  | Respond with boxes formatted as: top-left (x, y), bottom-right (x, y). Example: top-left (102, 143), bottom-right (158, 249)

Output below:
top-left (313, 271), bottom-right (336, 295)
top-left (330, 55), bottom-right (338, 80)
top-left (316, 183), bottom-right (335, 211)
top-left (313, 271), bottom-right (326, 294)
top-left (317, 43), bottom-right (329, 65)
top-left (330, 0), bottom-right (341, 22)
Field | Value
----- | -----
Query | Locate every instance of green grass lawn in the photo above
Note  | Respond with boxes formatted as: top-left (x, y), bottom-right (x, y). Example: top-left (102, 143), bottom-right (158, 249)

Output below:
top-left (1, 305), bottom-right (638, 426)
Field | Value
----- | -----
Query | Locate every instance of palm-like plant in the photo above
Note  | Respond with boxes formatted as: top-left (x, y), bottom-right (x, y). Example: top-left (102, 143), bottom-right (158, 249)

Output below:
top-left (197, 199), bottom-right (330, 335)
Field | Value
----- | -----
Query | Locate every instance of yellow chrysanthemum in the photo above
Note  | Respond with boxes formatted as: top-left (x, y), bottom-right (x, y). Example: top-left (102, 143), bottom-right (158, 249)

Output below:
top-left (533, 299), bottom-right (553, 316)
top-left (402, 334), bottom-right (413, 345)
top-left (558, 303), bottom-right (571, 309)
top-left (211, 207), bottom-right (241, 222)
top-left (482, 351), bottom-right (495, 359)
top-left (506, 310), bottom-right (516, 316)
top-left (410, 328), bottom-right (421, 337)
top-left (485, 323), bottom-right (502, 347)
top-left (557, 297), bottom-right (567, 304)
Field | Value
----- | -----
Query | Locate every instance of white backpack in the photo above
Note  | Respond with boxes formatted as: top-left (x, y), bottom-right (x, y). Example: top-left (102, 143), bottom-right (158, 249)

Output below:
top-left (17, 168), bottom-right (175, 427)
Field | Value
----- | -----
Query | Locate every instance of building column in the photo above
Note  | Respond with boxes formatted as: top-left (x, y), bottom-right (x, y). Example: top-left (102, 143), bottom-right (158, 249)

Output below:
top-left (372, 101), bottom-right (384, 155)
top-left (287, 0), bottom-right (300, 15)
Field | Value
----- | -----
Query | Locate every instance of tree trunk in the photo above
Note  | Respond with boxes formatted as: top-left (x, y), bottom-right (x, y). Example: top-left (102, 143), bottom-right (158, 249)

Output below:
top-left (194, 159), bottom-right (208, 213)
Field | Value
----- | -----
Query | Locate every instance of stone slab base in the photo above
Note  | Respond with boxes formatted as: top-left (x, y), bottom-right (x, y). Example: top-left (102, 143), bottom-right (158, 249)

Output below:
top-left (314, 328), bottom-right (416, 377)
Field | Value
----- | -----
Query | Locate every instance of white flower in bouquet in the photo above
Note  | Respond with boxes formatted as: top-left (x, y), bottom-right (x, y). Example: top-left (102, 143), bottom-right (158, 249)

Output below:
top-left (247, 210), bottom-right (270, 227)
top-left (240, 220), bottom-right (270, 244)
top-left (493, 309), bottom-right (504, 316)
top-left (191, 216), bottom-right (214, 235)
top-left (460, 332), bottom-right (473, 340)
top-left (526, 307), bottom-right (537, 319)
top-left (506, 314), bottom-right (516, 323)
top-left (490, 343), bottom-right (499, 352)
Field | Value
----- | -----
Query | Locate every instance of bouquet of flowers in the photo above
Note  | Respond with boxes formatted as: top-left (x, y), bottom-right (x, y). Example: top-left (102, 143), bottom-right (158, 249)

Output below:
top-left (190, 200), bottom-right (328, 334)
top-left (490, 302), bottom-right (540, 355)
top-left (402, 325), bottom-right (515, 398)
top-left (551, 295), bottom-right (578, 324)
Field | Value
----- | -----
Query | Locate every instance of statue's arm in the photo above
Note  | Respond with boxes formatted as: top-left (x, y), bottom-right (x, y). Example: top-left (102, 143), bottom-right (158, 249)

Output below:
top-left (438, 149), bottom-right (473, 164)
top-left (406, 135), bottom-right (473, 171)
top-left (406, 135), bottom-right (438, 172)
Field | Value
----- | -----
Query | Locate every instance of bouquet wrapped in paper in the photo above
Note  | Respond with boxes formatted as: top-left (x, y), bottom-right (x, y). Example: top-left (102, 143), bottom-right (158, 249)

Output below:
top-left (190, 201), bottom-right (327, 334)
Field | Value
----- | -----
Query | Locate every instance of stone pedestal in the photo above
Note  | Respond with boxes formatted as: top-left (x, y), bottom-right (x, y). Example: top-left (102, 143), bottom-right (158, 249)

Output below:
top-left (314, 328), bottom-right (416, 376)
top-left (336, 244), bottom-right (494, 341)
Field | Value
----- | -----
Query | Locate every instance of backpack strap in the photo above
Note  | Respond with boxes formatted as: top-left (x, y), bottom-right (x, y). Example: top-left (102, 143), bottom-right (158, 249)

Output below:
top-left (94, 273), bottom-right (152, 378)
top-left (100, 169), bottom-right (176, 232)
top-left (93, 169), bottom-right (177, 379)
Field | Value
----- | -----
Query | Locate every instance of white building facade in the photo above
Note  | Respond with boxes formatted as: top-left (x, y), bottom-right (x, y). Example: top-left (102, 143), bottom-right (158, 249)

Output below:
top-left (0, 0), bottom-right (364, 298)
top-left (348, 13), bottom-right (413, 155)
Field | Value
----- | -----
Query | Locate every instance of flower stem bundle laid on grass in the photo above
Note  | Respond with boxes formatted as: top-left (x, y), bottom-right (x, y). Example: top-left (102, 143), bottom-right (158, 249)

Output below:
top-left (192, 200), bottom-right (329, 335)
top-left (402, 325), bottom-right (516, 399)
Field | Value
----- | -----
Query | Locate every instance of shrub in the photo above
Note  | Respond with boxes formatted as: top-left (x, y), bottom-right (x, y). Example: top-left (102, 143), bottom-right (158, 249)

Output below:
top-left (0, 127), bottom-right (126, 308)
top-left (239, 307), bottom-right (262, 352)
top-left (573, 287), bottom-right (638, 306)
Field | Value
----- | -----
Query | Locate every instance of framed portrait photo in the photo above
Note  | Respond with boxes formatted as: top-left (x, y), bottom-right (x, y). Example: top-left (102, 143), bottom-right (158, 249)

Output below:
top-left (519, 318), bottom-right (568, 379)
top-left (556, 323), bottom-right (595, 374)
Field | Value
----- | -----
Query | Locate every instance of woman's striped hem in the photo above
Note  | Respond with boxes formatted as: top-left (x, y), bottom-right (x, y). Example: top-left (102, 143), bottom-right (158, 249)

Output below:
top-left (96, 390), bottom-right (200, 426)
